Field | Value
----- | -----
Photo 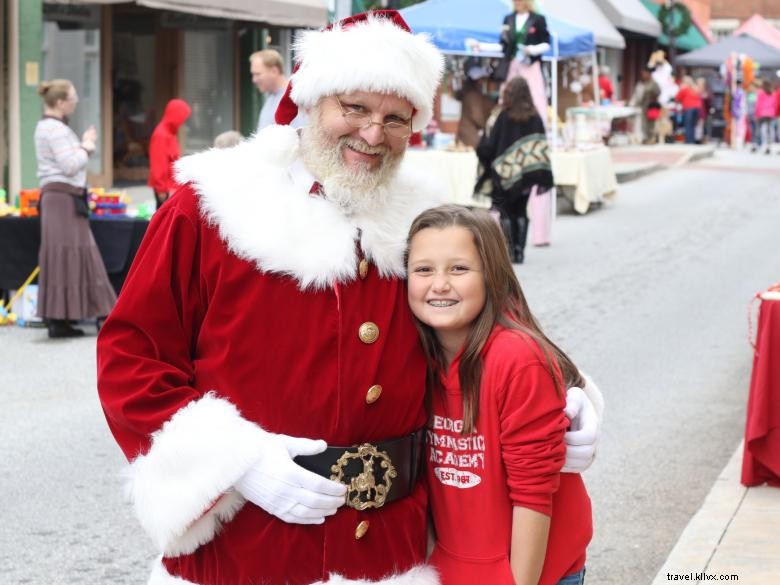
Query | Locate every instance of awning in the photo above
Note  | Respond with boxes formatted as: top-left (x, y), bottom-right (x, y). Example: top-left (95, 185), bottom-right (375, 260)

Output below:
top-left (542, 0), bottom-right (624, 49)
top-left (675, 34), bottom-right (780, 68)
top-left (594, 0), bottom-right (661, 37)
top-left (44, 0), bottom-right (329, 28)
top-left (640, 0), bottom-right (709, 52)
top-left (734, 14), bottom-right (780, 50)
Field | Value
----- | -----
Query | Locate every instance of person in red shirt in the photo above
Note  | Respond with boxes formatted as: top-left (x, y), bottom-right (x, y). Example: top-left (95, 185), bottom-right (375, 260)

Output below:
top-left (675, 76), bottom-right (703, 144)
top-left (406, 205), bottom-right (598, 585)
top-left (598, 66), bottom-right (614, 104)
top-left (148, 98), bottom-right (191, 210)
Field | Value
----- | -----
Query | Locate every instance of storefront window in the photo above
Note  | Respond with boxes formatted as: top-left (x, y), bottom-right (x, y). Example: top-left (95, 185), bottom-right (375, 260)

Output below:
top-left (181, 28), bottom-right (235, 153)
top-left (42, 6), bottom-right (102, 175)
top-left (112, 10), bottom-right (157, 183)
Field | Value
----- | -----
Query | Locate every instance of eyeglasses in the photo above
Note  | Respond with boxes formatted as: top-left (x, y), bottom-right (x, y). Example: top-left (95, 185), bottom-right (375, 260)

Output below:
top-left (334, 97), bottom-right (413, 140)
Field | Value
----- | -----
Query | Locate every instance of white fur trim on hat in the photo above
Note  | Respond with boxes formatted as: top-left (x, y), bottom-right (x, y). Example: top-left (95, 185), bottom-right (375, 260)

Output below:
top-left (124, 393), bottom-right (269, 557)
top-left (291, 14), bottom-right (444, 131)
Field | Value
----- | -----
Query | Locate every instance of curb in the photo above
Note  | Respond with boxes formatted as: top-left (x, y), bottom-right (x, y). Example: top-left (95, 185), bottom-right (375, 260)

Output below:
top-left (675, 146), bottom-right (716, 168)
top-left (615, 162), bottom-right (664, 184)
top-left (651, 444), bottom-right (746, 584)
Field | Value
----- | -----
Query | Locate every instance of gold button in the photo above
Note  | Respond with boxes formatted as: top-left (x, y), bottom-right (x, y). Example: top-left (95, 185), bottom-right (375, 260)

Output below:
top-left (358, 322), bottom-right (380, 344)
top-left (355, 520), bottom-right (370, 540)
top-left (365, 384), bottom-right (383, 404)
top-left (358, 259), bottom-right (369, 280)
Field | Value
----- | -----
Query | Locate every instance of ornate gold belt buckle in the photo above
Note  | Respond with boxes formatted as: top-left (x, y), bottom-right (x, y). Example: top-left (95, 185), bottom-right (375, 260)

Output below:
top-left (330, 443), bottom-right (397, 510)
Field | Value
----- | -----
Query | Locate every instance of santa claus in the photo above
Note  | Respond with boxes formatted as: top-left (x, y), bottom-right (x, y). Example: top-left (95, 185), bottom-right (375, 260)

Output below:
top-left (97, 10), bottom-right (602, 585)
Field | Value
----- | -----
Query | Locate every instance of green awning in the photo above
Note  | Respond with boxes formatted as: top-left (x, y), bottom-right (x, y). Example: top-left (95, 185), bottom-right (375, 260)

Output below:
top-left (640, 0), bottom-right (709, 52)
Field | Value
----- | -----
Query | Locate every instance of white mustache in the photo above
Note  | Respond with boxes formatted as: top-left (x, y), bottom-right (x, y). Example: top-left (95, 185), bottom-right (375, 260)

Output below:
top-left (341, 137), bottom-right (388, 156)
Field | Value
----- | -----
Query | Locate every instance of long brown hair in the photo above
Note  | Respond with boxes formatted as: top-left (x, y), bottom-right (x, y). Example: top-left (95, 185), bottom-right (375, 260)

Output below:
top-left (502, 76), bottom-right (538, 123)
top-left (406, 205), bottom-right (583, 434)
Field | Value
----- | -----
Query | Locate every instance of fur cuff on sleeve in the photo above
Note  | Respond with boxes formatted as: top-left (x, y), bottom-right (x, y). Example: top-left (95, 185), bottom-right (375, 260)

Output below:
top-left (313, 566), bottom-right (440, 585)
top-left (125, 393), bottom-right (268, 556)
top-left (580, 372), bottom-right (605, 422)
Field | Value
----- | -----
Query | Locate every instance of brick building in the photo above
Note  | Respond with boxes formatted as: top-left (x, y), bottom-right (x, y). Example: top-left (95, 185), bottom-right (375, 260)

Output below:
top-left (710, 0), bottom-right (780, 38)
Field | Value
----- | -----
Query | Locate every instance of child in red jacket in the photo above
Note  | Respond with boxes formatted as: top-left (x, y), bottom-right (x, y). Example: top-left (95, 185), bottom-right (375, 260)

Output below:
top-left (406, 205), bottom-right (594, 585)
top-left (148, 98), bottom-right (191, 210)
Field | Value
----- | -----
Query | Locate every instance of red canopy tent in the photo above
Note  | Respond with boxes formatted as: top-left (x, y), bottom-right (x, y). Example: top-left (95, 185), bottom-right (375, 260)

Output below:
top-left (734, 14), bottom-right (780, 51)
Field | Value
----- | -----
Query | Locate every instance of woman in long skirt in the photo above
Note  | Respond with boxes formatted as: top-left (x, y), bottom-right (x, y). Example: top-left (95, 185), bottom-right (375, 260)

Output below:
top-left (35, 79), bottom-right (116, 338)
top-left (501, 0), bottom-right (553, 246)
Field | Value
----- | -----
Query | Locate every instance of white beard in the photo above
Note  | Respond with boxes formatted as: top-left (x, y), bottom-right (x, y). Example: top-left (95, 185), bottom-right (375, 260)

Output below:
top-left (299, 112), bottom-right (404, 216)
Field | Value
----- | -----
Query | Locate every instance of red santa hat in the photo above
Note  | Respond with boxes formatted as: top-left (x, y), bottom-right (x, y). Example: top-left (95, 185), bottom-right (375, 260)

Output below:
top-left (275, 10), bottom-right (444, 132)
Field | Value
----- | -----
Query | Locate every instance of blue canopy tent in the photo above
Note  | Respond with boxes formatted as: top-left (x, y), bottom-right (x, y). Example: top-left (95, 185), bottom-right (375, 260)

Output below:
top-left (400, 0), bottom-right (595, 58)
top-left (401, 0), bottom-right (598, 145)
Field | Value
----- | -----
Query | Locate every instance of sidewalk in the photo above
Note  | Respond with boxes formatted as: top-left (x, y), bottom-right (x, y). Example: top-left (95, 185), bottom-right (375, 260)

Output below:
top-left (611, 143), bottom-right (716, 183)
top-left (651, 442), bottom-right (780, 584)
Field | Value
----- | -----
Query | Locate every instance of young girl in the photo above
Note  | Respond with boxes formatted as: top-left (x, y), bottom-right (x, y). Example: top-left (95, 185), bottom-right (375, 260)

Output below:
top-left (406, 205), bottom-right (592, 585)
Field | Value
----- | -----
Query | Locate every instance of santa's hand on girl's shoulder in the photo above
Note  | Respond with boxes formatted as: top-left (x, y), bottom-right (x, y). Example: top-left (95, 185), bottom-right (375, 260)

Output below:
top-left (562, 374), bottom-right (604, 473)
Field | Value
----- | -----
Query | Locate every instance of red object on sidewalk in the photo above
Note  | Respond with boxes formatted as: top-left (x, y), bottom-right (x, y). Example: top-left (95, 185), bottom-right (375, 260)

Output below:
top-left (742, 287), bottom-right (780, 487)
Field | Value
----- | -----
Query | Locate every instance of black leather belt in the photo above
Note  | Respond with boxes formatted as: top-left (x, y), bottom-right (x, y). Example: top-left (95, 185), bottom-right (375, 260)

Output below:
top-left (294, 429), bottom-right (425, 510)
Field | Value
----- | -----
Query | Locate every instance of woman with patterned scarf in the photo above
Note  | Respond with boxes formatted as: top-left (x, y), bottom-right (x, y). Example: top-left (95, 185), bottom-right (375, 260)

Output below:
top-left (476, 76), bottom-right (553, 264)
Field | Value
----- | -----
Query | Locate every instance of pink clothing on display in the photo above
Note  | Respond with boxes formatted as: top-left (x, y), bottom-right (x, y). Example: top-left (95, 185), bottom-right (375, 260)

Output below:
top-left (755, 90), bottom-right (778, 119)
top-left (529, 185), bottom-right (553, 246)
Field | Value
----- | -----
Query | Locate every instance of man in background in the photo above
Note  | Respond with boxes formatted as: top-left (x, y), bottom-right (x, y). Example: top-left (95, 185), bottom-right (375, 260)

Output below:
top-left (250, 49), bottom-right (289, 131)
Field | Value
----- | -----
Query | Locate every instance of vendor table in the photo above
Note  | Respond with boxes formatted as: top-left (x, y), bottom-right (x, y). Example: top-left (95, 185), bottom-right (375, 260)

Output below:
top-left (550, 146), bottom-right (618, 214)
top-left (742, 291), bottom-right (780, 487)
top-left (402, 149), bottom-right (489, 208)
top-left (566, 105), bottom-right (643, 145)
top-left (0, 216), bottom-right (148, 295)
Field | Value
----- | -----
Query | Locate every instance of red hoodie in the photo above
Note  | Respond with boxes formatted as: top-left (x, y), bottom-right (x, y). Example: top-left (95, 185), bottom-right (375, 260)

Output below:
top-left (148, 99), bottom-right (191, 193)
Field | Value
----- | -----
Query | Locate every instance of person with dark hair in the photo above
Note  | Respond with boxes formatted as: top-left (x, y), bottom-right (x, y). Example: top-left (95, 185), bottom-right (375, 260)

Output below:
top-left (500, 0), bottom-right (551, 124)
top-left (147, 98), bottom-right (191, 210)
top-left (34, 79), bottom-right (116, 338)
top-left (476, 76), bottom-right (552, 264)
top-left (407, 204), bottom-right (595, 585)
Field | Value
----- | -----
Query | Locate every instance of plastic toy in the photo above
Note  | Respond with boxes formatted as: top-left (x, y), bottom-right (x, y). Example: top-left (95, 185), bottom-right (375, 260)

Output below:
top-left (1, 266), bottom-right (40, 326)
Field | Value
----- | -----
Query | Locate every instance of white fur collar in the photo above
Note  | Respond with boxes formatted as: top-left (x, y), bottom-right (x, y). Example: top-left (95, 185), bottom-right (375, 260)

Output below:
top-left (175, 125), bottom-right (443, 290)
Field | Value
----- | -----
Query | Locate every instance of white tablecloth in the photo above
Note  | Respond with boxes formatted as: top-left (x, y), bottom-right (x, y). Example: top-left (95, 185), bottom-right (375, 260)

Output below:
top-left (402, 149), bottom-right (489, 208)
top-left (550, 146), bottom-right (618, 214)
top-left (403, 147), bottom-right (617, 215)
top-left (566, 106), bottom-right (643, 145)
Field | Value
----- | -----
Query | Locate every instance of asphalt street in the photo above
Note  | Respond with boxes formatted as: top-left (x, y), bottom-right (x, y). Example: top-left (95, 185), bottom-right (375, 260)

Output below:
top-left (1, 148), bottom-right (778, 584)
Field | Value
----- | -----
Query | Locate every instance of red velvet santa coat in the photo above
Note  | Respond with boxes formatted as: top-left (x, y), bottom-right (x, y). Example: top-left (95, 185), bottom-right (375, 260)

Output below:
top-left (97, 126), bottom-right (444, 585)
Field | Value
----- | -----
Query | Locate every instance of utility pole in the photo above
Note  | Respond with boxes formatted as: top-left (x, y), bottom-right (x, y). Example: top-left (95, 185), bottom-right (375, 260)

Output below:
top-left (666, 0), bottom-right (677, 65)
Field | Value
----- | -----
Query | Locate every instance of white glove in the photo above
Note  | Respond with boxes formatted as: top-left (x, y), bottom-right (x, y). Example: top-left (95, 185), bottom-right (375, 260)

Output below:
top-left (235, 433), bottom-right (347, 524)
top-left (562, 386), bottom-right (599, 473)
